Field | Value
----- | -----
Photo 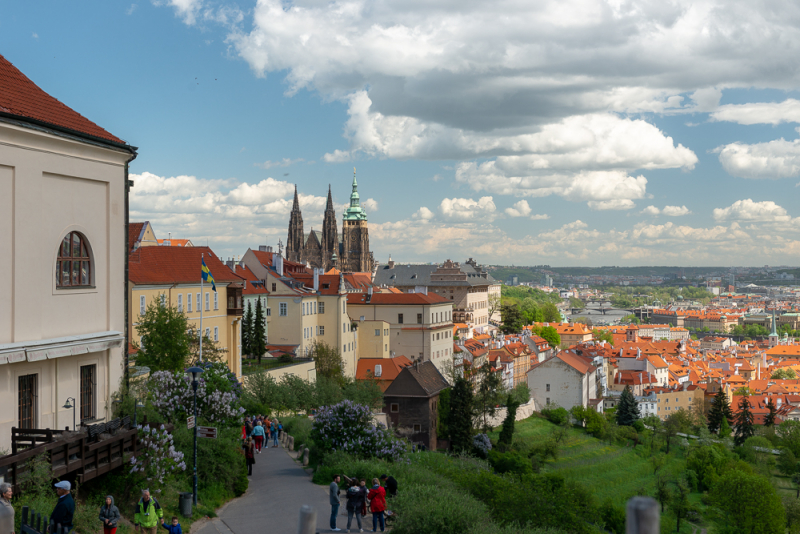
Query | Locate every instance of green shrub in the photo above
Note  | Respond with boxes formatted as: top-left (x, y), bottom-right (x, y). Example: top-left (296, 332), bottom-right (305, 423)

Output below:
top-left (541, 405), bottom-right (569, 426)
top-left (392, 483), bottom-right (492, 534)
top-left (488, 450), bottom-right (533, 476)
top-left (598, 499), bottom-right (625, 534)
top-left (172, 426), bottom-right (248, 499)
top-left (282, 416), bottom-right (313, 447)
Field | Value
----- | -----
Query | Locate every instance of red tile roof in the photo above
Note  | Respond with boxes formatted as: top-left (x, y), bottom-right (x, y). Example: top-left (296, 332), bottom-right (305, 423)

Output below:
top-left (129, 222), bottom-right (145, 253)
top-left (0, 54), bottom-right (125, 144)
top-left (356, 356), bottom-right (414, 381)
top-left (347, 292), bottom-right (449, 306)
top-left (291, 273), bottom-right (342, 295)
top-left (129, 246), bottom-right (242, 285)
top-left (234, 264), bottom-right (269, 295)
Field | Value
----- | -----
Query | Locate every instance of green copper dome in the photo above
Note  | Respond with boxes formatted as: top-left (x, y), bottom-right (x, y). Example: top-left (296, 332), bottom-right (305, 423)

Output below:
top-left (343, 168), bottom-right (367, 221)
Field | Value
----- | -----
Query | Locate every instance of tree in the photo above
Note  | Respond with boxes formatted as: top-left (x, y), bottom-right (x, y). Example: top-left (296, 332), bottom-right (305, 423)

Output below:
top-left (778, 449), bottom-right (798, 477)
top-left (779, 420), bottom-right (800, 457)
top-left (498, 393), bottom-right (519, 447)
top-left (650, 453), bottom-right (666, 475)
top-left (734, 395), bottom-right (755, 447)
top-left (662, 409), bottom-right (692, 454)
top-left (707, 388), bottom-right (733, 434)
top-left (134, 296), bottom-right (191, 372)
top-left (474, 362), bottom-right (504, 433)
top-left (793, 473), bottom-right (800, 499)
top-left (616, 385), bottom-right (640, 426)
top-left (669, 478), bottom-right (691, 533)
top-left (500, 304), bottom-right (524, 334)
top-left (593, 329), bottom-right (614, 345)
top-left (253, 298), bottom-right (266, 364)
top-left (764, 396), bottom-right (777, 428)
top-left (710, 470), bottom-right (785, 534)
top-left (448, 377), bottom-right (475, 452)
top-left (311, 341), bottom-right (344, 381)
top-left (654, 474), bottom-right (671, 512)
top-left (773, 367), bottom-right (798, 380)
top-left (537, 326), bottom-right (561, 349)
top-left (542, 302), bottom-right (561, 322)
top-left (488, 293), bottom-right (502, 323)
top-left (510, 382), bottom-right (530, 406)
top-left (241, 301), bottom-right (253, 358)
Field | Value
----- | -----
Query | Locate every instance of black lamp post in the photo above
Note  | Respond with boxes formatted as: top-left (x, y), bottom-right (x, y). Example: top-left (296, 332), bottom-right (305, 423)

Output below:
top-left (63, 397), bottom-right (76, 431)
top-left (134, 397), bottom-right (144, 427)
top-left (187, 366), bottom-right (204, 507)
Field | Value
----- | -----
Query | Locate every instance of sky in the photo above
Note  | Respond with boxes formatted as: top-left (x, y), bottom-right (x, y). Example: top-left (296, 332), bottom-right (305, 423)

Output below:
top-left (5, 0), bottom-right (800, 267)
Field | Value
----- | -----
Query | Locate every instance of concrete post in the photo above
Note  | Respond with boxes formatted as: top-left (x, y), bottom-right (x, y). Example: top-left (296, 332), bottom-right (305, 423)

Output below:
top-left (288, 435), bottom-right (295, 451)
top-left (297, 505), bottom-right (316, 534)
top-left (626, 496), bottom-right (659, 534)
top-left (302, 447), bottom-right (310, 466)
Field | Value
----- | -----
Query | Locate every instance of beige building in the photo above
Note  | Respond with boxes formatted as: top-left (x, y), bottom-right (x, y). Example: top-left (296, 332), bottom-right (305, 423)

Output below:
top-left (650, 384), bottom-right (704, 420)
top-left (356, 319), bottom-right (392, 359)
top-left (527, 352), bottom-right (599, 411)
top-left (347, 291), bottom-right (454, 373)
top-left (0, 55), bottom-right (136, 449)
top-left (128, 246), bottom-right (245, 377)
top-left (241, 249), bottom-right (358, 378)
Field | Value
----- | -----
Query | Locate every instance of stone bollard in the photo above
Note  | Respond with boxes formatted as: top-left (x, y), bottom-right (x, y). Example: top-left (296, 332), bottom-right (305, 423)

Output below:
top-left (288, 435), bottom-right (295, 451)
top-left (297, 505), bottom-right (316, 534)
top-left (626, 496), bottom-right (659, 534)
top-left (302, 447), bottom-right (310, 466)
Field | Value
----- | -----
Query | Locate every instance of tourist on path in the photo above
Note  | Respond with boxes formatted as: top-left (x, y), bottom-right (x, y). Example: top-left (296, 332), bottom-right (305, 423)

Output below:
top-left (251, 422), bottom-right (265, 453)
top-left (345, 478), bottom-right (366, 533)
top-left (367, 479), bottom-right (386, 533)
top-left (161, 516), bottom-right (182, 534)
top-left (99, 495), bottom-right (121, 534)
top-left (243, 437), bottom-right (256, 476)
top-left (270, 421), bottom-right (279, 447)
top-left (329, 474), bottom-right (341, 532)
top-left (50, 481), bottom-right (75, 533)
top-left (0, 483), bottom-right (14, 534)
top-left (134, 489), bottom-right (164, 534)
top-left (379, 474), bottom-right (397, 498)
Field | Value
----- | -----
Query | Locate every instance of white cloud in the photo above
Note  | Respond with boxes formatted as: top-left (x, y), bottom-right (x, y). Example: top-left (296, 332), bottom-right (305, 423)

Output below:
top-left (711, 99), bottom-right (800, 126)
top-left (32, 32), bottom-right (38, 39)
top-left (641, 205), bottom-right (661, 215)
top-left (255, 158), bottom-right (305, 169)
top-left (712, 199), bottom-right (791, 222)
top-left (505, 200), bottom-right (531, 218)
top-left (126, 4), bottom-right (138, 15)
top-left (323, 150), bottom-right (351, 163)
top-left (588, 199), bottom-right (636, 211)
top-left (662, 205), bottom-right (691, 217)
top-left (413, 207), bottom-right (435, 221)
top-left (439, 196), bottom-right (496, 221)
top-left (529, 214), bottom-right (550, 220)
top-left (362, 198), bottom-right (379, 212)
top-left (716, 138), bottom-right (800, 179)
top-left (153, 0), bottom-right (203, 25)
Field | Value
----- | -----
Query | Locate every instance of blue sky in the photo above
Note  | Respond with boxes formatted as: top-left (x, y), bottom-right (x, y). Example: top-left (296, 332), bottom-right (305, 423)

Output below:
top-left (5, 0), bottom-right (800, 266)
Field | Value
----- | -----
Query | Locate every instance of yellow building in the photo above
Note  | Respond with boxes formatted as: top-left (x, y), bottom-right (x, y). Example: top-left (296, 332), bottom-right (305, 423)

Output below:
top-left (128, 246), bottom-right (244, 377)
top-left (356, 319), bottom-right (392, 359)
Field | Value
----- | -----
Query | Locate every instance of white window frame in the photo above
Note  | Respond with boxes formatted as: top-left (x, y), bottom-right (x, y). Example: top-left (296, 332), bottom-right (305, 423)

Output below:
top-left (205, 292), bottom-right (210, 311)
top-left (197, 293), bottom-right (201, 312)
top-left (214, 292), bottom-right (218, 310)
top-left (319, 325), bottom-right (325, 335)
top-left (375, 329), bottom-right (380, 336)
top-left (139, 295), bottom-right (146, 316)
top-left (266, 307), bottom-right (271, 316)
top-left (214, 326), bottom-right (219, 342)
top-left (280, 302), bottom-right (287, 316)
top-left (319, 302), bottom-right (325, 314)
top-left (205, 327), bottom-right (210, 339)
top-left (314, 302), bottom-right (317, 314)
top-left (178, 294), bottom-right (183, 312)
top-left (187, 293), bottom-right (192, 312)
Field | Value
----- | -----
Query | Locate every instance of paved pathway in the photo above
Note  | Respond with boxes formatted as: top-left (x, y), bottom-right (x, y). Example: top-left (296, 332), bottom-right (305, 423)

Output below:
top-left (195, 442), bottom-right (337, 534)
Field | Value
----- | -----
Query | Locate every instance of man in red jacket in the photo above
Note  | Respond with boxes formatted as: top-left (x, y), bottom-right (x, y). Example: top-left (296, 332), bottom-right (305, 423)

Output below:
top-left (367, 479), bottom-right (386, 532)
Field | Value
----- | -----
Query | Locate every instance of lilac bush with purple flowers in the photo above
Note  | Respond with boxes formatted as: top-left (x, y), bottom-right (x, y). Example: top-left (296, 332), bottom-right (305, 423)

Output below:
top-left (129, 424), bottom-right (186, 493)
top-left (311, 400), bottom-right (407, 461)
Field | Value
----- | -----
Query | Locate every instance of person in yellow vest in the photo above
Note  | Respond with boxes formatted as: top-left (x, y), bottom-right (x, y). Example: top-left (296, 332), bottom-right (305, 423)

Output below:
top-left (134, 489), bottom-right (163, 534)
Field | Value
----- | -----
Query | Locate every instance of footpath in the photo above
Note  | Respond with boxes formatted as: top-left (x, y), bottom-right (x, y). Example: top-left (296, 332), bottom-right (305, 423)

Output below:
top-left (194, 441), bottom-right (333, 534)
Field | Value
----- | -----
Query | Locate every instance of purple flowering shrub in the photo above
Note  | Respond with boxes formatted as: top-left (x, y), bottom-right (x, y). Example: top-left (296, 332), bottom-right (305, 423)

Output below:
top-left (129, 424), bottom-right (186, 492)
top-left (472, 433), bottom-right (492, 458)
top-left (148, 367), bottom-right (245, 426)
top-left (311, 400), bottom-right (407, 461)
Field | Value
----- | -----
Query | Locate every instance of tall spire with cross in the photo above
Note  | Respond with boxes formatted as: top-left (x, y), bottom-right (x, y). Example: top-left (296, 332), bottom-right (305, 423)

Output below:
top-left (322, 183), bottom-right (338, 270)
top-left (286, 184), bottom-right (304, 261)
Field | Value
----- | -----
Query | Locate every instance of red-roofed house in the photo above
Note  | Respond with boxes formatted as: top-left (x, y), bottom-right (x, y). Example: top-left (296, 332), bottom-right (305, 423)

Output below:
top-left (0, 54), bottom-right (136, 452)
top-left (526, 352), bottom-right (600, 412)
top-left (356, 355), bottom-right (414, 391)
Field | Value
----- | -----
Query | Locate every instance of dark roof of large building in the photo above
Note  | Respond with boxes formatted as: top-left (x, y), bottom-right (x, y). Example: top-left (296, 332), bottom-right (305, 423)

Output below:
top-left (0, 54), bottom-right (126, 145)
top-left (384, 361), bottom-right (450, 398)
top-left (373, 261), bottom-right (497, 288)
top-left (347, 292), bottom-right (449, 306)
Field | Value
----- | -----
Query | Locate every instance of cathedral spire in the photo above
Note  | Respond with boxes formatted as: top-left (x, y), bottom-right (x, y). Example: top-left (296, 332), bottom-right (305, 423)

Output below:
top-left (292, 185), bottom-right (300, 211)
top-left (326, 184), bottom-right (334, 212)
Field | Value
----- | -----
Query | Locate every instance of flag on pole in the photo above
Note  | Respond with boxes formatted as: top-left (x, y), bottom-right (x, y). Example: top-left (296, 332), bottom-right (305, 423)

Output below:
top-left (201, 257), bottom-right (217, 292)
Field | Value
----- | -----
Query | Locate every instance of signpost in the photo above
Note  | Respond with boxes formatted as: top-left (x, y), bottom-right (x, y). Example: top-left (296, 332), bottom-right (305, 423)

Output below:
top-left (197, 426), bottom-right (217, 439)
top-left (187, 416), bottom-right (195, 429)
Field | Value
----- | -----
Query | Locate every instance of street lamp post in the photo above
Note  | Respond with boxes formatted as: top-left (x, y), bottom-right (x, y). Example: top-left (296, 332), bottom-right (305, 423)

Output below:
top-left (63, 397), bottom-right (76, 431)
top-left (134, 397), bottom-right (145, 427)
top-left (187, 366), bottom-right (204, 507)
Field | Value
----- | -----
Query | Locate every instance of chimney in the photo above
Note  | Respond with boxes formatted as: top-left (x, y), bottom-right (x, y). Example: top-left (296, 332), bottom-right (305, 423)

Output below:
top-left (277, 255), bottom-right (284, 277)
top-left (259, 245), bottom-right (267, 252)
top-left (388, 255), bottom-right (395, 269)
top-left (313, 268), bottom-right (320, 291)
top-left (367, 286), bottom-right (373, 303)
top-left (267, 245), bottom-right (273, 253)
top-left (226, 258), bottom-right (235, 270)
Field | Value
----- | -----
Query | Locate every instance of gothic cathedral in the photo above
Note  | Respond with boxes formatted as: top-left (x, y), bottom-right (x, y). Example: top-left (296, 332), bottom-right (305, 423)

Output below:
top-left (286, 171), bottom-right (374, 273)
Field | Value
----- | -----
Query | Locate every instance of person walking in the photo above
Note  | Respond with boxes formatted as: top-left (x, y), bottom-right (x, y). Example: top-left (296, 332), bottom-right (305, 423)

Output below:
top-left (251, 422), bottom-right (265, 453)
top-left (379, 475), bottom-right (397, 498)
top-left (329, 474), bottom-right (342, 532)
top-left (134, 489), bottom-right (164, 534)
top-left (50, 481), bottom-right (75, 533)
top-left (98, 495), bottom-right (121, 534)
top-left (367, 479), bottom-right (386, 533)
top-left (0, 483), bottom-right (14, 534)
top-left (270, 421), bottom-right (279, 447)
top-left (243, 437), bottom-right (256, 476)
top-left (345, 479), bottom-right (366, 533)
top-left (160, 516), bottom-right (182, 534)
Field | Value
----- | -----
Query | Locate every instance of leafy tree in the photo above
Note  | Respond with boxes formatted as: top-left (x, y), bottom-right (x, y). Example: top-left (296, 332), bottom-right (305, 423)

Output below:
top-left (662, 409), bottom-right (692, 454)
top-left (708, 388), bottom-right (733, 434)
top-left (242, 301), bottom-right (253, 358)
top-left (616, 385), bottom-right (640, 426)
top-left (719, 417), bottom-right (732, 439)
top-left (134, 296), bottom-right (191, 372)
top-left (593, 329), bottom-right (614, 345)
top-left (542, 302), bottom-right (561, 322)
top-left (773, 367), bottom-right (798, 379)
top-left (784, 495), bottom-right (800, 534)
top-left (793, 473), bottom-right (800, 499)
top-left (474, 362), bottom-right (504, 433)
top-left (650, 453), bottom-right (666, 475)
top-left (533, 325), bottom-right (561, 348)
top-left (510, 382), bottom-right (530, 405)
top-left (654, 474), bottom-right (671, 512)
top-left (488, 293), bottom-right (502, 323)
top-left (670, 478), bottom-right (691, 533)
top-left (500, 304), bottom-right (524, 334)
top-left (734, 395), bottom-right (755, 447)
top-left (778, 448), bottom-right (798, 477)
top-left (710, 470), bottom-right (786, 534)
top-left (765, 397), bottom-right (778, 427)
top-left (448, 377), bottom-right (475, 452)
top-left (311, 341), bottom-right (344, 381)
top-left (686, 443), bottom-right (729, 492)
top-left (498, 393), bottom-right (519, 447)
top-left (253, 298), bottom-right (267, 364)
top-left (779, 420), bottom-right (800, 457)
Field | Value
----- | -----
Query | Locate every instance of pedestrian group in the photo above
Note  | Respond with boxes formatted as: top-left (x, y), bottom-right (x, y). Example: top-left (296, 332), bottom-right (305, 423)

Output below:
top-left (329, 473), bottom-right (398, 533)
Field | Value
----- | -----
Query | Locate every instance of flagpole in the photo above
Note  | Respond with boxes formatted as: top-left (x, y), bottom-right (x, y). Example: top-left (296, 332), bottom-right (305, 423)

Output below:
top-left (199, 253), bottom-right (204, 363)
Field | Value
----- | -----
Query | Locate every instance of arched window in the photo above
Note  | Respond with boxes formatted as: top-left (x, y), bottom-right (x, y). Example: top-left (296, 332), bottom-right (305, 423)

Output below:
top-left (56, 231), bottom-right (92, 288)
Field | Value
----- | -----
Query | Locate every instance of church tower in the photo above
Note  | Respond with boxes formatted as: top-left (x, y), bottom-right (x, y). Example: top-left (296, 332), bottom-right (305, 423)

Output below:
top-left (286, 185), bottom-right (304, 263)
top-left (322, 185), bottom-right (338, 270)
top-left (341, 169), bottom-right (373, 273)
top-left (769, 307), bottom-right (779, 348)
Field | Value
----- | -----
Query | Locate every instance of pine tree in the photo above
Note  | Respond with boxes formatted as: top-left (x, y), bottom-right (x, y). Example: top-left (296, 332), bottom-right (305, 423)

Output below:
top-left (765, 396), bottom-right (777, 427)
top-left (734, 395), bottom-right (755, 446)
top-left (498, 393), bottom-right (519, 447)
top-left (448, 378), bottom-right (475, 452)
top-left (242, 301), bottom-right (253, 359)
top-left (707, 388), bottom-right (733, 434)
top-left (616, 385), bottom-right (640, 426)
top-left (253, 298), bottom-right (267, 364)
